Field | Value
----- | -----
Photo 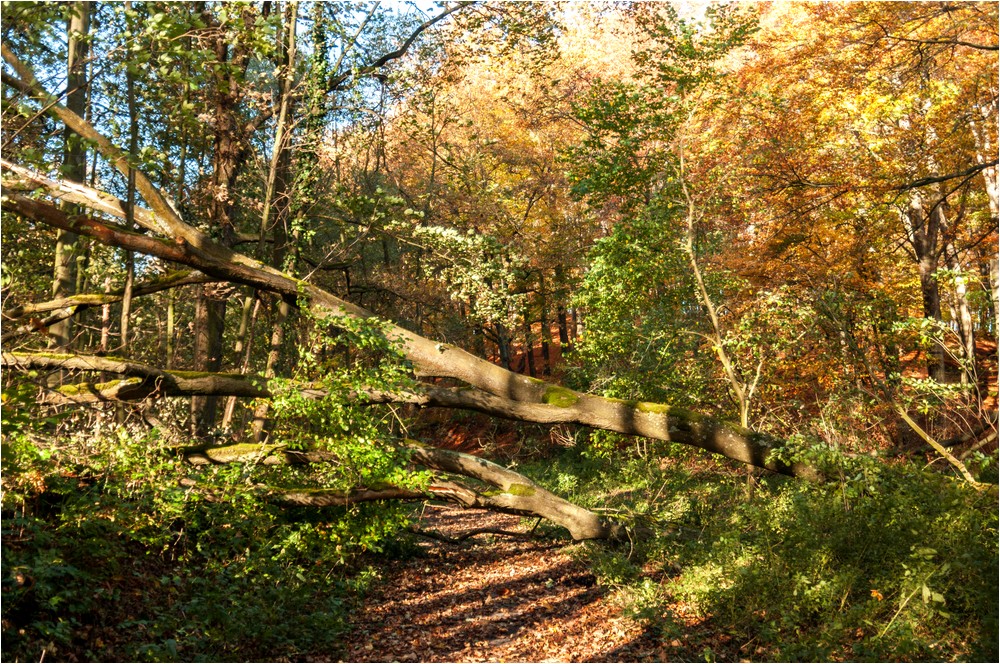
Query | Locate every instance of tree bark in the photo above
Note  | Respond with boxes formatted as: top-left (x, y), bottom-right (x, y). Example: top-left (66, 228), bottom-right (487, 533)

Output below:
top-left (494, 322), bottom-right (513, 370)
top-left (4, 270), bottom-right (213, 320)
top-left (905, 194), bottom-right (947, 380)
top-left (222, 293), bottom-right (259, 430)
top-left (176, 440), bottom-right (623, 540)
top-left (1, 352), bottom-right (272, 404)
top-left (189, 20), bottom-right (248, 439)
top-left (522, 309), bottom-right (536, 377)
top-left (1, 348), bottom-right (819, 480)
top-left (252, 3), bottom-right (299, 441)
top-left (191, 285), bottom-right (227, 437)
top-left (119, 3), bottom-right (141, 357)
top-left (943, 241), bottom-right (977, 385)
top-left (538, 277), bottom-right (552, 375)
top-left (557, 304), bottom-right (571, 350)
top-left (49, 1), bottom-right (89, 352)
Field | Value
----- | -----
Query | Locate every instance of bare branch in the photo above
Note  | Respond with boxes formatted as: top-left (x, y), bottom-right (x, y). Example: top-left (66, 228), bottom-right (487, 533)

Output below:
top-left (326, 2), bottom-right (475, 92)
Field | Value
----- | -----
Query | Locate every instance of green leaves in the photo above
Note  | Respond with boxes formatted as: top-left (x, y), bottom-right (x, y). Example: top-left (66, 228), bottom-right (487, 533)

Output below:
top-left (267, 310), bottom-right (426, 497)
top-left (569, 213), bottom-right (709, 404)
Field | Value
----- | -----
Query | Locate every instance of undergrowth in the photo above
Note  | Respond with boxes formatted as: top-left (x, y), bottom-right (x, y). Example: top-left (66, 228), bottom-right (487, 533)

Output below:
top-left (2, 316), bottom-right (421, 662)
top-left (525, 439), bottom-right (999, 662)
top-left (1, 425), bottom-right (402, 662)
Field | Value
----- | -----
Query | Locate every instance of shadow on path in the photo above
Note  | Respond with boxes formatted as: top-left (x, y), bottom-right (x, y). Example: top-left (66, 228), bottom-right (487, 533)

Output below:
top-left (340, 506), bottom-right (663, 662)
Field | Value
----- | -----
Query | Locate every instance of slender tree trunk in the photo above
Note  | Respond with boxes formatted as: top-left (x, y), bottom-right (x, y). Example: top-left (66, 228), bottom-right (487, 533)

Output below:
top-left (472, 324), bottom-right (486, 358)
top-left (120, 7), bottom-right (140, 354)
top-left (538, 276), bottom-right (551, 375)
top-left (989, 258), bottom-right (1000, 338)
top-left (222, 294), bottom-right (261, 431)
top-left (166, 290), bottom-right (176, 369)
top-left (221, 292), bottom-right (256, 431)
top-left (100, 276), bottom-right (111, 354)
top-left (49, 1), bottom-right (89, 352)
top-left (252, 2), bottom-right (298, 442)
top-left (557, 304), bottom-right (570, 349)
top-left (495, 322), bottom-right (512, 370)
top-left (944, 243), bottom-right (977, 385)
top-left (191, 286), bottom-right (227, 437)
top-left (252, 298), bottom-right (292, 439)
top-left (523, 311), bottom-right (536, 377)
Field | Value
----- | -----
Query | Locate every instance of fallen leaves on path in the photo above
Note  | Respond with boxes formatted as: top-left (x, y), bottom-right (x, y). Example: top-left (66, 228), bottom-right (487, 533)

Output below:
top-left (339, 506), bottom-right (662, 662)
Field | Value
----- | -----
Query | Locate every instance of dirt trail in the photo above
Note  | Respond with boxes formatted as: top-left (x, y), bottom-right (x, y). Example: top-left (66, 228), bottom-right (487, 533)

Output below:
top-left (339, 506), bottom-right (663, 663)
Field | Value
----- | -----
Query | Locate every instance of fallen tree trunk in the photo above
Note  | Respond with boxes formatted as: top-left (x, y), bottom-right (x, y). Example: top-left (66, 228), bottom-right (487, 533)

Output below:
top-left (3, 350), bottom-right (816, 480)
top-left (177, 441), bottom-right (623, 541)
top-left (1, 270), bottom-right (215, 342)
top-left (0, 54), bottom-right (818, 480)
top-left (1, 351), bottom-right (273, 403)
top-left (0, 194), bottom-right (815, 480)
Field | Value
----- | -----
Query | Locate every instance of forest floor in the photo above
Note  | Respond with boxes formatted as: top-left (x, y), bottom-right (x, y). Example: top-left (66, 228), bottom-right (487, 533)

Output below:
top-left (337, 506), bottom-right (690, 663)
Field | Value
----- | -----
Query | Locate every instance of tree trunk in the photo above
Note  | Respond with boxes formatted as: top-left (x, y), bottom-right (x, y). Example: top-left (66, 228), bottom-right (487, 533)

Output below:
top-left (189, 15), bottom-right (256, 437)
top-left (538, 279), bottom-right (552, 375)
top-left (522, 310), bottom-right (536, 377)
top-left (494, 322), bottom-right (513, 370)
top-left (222, 292), bottom-right (259, 431)
top-left (176, 439), bottom-right (624, 540)
top-left (557, 304), bottom-right (570, 349)
top-left (907, 192), bottom-right (947, 381)
top-left (944, 243), bottom-right (976, 385)
top-left (100, 277), bottom-right (111, 353)
top-left (989, 257), bottom-right (1000, 338)
top-left (1, 348), bottom-right (820, 481)
top-left (191, 286), bottom-right (227, 437)
top-left (49, 1), bottom-right (89, 352)
top-left (252, 3), bottom-right (298, 441)
top-left (120, 10), bottom-right (140, 356)
top-left (166, 290), bottom-right (176, 368)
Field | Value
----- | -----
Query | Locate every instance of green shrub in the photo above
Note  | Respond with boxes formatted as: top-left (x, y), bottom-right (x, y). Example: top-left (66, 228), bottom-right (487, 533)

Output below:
top-left (531, 447), bottom-right (998, 662)
top-left (1, 315), bottom-right (425, 662)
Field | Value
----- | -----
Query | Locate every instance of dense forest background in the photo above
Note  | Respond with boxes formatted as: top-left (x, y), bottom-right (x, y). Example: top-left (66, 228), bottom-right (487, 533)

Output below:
top-left (1, 1), bottom-right (997, 661)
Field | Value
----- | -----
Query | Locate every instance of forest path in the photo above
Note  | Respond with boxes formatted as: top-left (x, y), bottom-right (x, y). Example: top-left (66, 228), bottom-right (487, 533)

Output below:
top-left (338, 506), bottom-right (666, 663)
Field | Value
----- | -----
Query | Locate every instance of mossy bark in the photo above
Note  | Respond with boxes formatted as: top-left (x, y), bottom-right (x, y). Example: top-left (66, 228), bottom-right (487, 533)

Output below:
top-left (177, 440), bottom-right (624, 541)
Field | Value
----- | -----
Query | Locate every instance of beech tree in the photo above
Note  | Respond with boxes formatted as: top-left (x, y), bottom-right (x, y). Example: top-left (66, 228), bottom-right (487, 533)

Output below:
top-left (1, 5), bottom-right (821, 543)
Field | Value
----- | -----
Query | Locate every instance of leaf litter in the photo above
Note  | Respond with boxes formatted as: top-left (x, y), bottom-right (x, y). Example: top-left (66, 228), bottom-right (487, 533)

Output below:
top-left (337, 505), bottom-right (666, 663)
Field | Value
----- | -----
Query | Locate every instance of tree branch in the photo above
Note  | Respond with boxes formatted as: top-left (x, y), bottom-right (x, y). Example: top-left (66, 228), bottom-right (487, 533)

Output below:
top-left (1, 351), bottom-right (271, 404)
top-left (326, 2), bottom-right (475, 92)
top-left (175, 439), bottom-right (623, 540)
top-left (3, 344), bottom-right (819, 479)
top-left (4, 270), bottom-right (214, 320)
top-left (406, 525), bottom-right (538, 543)
top-left (895, 160), bottom-right (999, 191)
